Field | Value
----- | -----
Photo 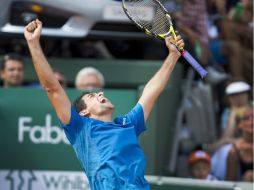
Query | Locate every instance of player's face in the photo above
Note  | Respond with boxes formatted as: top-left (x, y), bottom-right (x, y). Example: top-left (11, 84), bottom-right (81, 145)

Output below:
top-left (0, 60), bottom-right (24, 87)
top-left (82, 92), bottom-right (114, 116)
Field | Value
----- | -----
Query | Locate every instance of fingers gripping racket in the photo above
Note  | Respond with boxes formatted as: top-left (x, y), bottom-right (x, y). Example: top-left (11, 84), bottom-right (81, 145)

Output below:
top-left (122, 0), bottom-right (208, 78)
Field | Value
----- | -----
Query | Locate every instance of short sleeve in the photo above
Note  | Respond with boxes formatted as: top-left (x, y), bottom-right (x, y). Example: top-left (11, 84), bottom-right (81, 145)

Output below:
top-left (59, 106), bottom-right (84, 144)
top-left (125, 103), bottom-right (146, 136)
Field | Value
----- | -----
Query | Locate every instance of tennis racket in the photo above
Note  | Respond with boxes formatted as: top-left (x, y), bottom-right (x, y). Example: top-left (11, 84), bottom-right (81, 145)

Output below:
top-left (122, 0), bottom-right (208, 78)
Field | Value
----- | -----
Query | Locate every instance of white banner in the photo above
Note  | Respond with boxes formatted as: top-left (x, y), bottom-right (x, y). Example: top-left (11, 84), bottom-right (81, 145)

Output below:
top-left (0, 170), bottom-right (90, 190)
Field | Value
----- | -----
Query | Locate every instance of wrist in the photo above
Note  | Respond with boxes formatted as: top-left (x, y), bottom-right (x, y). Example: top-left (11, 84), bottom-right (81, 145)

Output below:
top-left (168, 52), bottom-right (181, 60)
top-left (27, 39), bottom-right (41, 48)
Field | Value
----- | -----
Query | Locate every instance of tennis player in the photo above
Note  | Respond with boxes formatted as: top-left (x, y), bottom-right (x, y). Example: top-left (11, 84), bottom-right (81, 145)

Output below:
top-left (24, 19), bottom-right (184, 190)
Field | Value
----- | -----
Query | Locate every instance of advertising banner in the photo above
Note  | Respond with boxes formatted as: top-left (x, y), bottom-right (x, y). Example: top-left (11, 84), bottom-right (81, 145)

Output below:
top-left (0, 170), bottom-right (90, 190)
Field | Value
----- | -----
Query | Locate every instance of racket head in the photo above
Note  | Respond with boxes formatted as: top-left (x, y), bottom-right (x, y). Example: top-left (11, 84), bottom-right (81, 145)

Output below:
top-left (122, 0), bottom-right (175, 40)
top-left (122, 0), bottom-right (208, 78)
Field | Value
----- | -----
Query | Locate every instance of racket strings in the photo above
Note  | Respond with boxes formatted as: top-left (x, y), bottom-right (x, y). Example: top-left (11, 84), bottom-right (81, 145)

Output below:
top-left (152, 11), bottom-right (170, 34)
top-left (124, 0), bottom-right (171, 35)
top-left (151, 14), bottom-right (170, 34)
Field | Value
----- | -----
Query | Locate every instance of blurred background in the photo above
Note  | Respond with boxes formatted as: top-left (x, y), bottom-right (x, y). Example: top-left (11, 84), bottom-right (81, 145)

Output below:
top-left (0, 0), bottom-right (253, 189)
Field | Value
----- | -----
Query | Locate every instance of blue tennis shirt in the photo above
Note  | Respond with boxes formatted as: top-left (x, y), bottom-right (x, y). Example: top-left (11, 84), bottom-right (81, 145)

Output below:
top-left (59, 103), bottom-right (150, 190)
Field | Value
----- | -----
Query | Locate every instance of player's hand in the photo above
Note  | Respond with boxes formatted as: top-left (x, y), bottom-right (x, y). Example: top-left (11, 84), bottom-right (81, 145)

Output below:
top-left (165, 35), bottom-right (184, 57)
top-left (24, 19), bottom-right (42, 43)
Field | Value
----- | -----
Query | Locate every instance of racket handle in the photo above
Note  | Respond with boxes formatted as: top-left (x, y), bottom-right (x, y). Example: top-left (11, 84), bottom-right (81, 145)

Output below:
top-left (181, 50), bottom-right (208, 78)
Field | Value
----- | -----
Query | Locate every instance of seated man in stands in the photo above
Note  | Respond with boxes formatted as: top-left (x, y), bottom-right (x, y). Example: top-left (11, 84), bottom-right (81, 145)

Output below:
top-left (0, 53), bottom-right (25, 87)
top-left (75, 67), bottom-right (105, 90)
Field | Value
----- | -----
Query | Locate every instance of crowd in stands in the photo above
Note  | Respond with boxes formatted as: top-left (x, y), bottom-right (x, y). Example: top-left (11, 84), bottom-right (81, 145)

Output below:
top-left (176, 0), bottom-right (253, 182)
top-left (0, 0), bottom-right (253, 184)
top-left (0, 52), bottom-right (104, 90)
top-left (176, 0), bottom-right (253, 86)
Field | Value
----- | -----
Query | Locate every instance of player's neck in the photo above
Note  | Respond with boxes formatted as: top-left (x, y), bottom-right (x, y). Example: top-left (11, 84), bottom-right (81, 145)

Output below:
top-left (91, 113), bottom-right (113, 122)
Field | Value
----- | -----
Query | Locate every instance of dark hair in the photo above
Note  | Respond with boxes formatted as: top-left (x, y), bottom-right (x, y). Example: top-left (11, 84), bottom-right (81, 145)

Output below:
top-left (73, 92), bottom-right (90, 113)
top-left (1, 53), bottom-right (24, 70)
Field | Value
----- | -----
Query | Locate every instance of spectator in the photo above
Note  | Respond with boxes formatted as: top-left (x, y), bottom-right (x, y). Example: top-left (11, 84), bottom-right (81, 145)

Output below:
top-left (0, 53), bottom-right (24, 87)
top-left (211, 81), bottom-right (252, 151)
top-left (188, 150), bottom-right (217, 180)
top-left (226, 105), bottom-right (253, 182)
top-left (221, 81), bottom-right (252, 136)
top-left (75, 67), bottom-right (105, 90)
top-left (211, 105), bottom-right (253, 181)
top-left (177, 0), bottom-right (209, 65)
top-left (177, 0), bottom-right (228, 84)
top-left (213, 0), bottom-right (253, 85)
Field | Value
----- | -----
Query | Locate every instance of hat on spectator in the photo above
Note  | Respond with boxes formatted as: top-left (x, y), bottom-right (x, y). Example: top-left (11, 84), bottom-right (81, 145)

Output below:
top-left (226, 81), bottom-right (251, 95)
top-left (188, 150), bottom-right (211, 166)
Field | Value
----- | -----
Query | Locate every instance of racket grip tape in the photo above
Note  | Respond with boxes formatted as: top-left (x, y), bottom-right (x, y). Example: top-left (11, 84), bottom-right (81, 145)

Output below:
top-left (181, 50), bottom-right (208, 78)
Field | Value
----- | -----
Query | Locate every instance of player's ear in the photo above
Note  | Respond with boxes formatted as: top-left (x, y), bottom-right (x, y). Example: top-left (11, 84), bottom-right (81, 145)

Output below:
top-left (79, 109), bottom-right (90, 117)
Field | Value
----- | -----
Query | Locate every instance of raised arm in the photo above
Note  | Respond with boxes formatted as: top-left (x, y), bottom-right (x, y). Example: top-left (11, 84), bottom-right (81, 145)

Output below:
top-left (24, 19), bottom-right (71, 124)
top-left (138, 36), bottom-right (184, 121)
